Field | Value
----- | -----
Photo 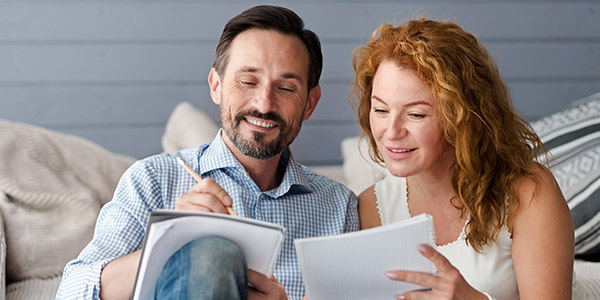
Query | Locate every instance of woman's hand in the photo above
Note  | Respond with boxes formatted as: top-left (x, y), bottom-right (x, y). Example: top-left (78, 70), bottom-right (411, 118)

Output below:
top-left (386, 244), bottom-right (487, 300)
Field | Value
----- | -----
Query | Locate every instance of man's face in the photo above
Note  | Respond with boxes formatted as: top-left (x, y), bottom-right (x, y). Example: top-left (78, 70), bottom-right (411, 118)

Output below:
top-left (209, 29), bottom-right (320, 160)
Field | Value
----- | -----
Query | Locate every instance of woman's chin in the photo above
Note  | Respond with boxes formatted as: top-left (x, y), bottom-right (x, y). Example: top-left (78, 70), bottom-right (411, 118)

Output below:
top-left (385, 166), bottom-right (412, 178)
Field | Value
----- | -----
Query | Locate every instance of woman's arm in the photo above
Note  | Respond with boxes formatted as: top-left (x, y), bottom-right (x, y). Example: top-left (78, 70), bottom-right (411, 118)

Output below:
top-left (509, 165), bottom-right (574, 300)
top-left (357, 185), bottom-right (382, 229)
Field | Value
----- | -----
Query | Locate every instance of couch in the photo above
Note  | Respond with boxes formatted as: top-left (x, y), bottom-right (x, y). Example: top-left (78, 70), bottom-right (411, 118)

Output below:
top-left (1, 95), bottom-right (600, 299)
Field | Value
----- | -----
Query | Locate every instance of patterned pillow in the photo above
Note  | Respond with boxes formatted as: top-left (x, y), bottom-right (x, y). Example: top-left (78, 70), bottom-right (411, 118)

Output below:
top-left (530, 91), bottom-right (600, 262)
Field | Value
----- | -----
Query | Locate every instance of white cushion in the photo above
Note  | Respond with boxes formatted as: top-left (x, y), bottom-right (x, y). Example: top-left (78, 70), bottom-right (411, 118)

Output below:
top-left (162, 102), bottom-right (220, 153)
top-left (310, 165), bottom-right (346, 185)
top-left (341, 136), bottom-right (388, 195)
top-left (6, 276), bottom-right (62, 300)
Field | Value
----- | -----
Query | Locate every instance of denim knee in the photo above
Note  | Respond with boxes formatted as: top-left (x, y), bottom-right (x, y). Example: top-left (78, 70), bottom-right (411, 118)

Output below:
top-left (154, 236), bottom-right (248, 300)
top-left (185, 236), bottom-right (247, 275)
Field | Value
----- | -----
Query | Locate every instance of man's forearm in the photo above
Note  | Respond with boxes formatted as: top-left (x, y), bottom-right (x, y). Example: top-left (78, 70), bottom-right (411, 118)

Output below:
top-left (100, 249), bottom-right (141, 300)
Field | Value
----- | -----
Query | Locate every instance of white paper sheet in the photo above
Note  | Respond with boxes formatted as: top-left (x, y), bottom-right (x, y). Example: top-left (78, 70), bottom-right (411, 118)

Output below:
top-left (295, 214), bottom-right (437, 300)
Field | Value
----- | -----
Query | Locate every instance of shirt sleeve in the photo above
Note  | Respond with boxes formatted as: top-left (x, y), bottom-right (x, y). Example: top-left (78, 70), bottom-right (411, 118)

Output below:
top-left (343, 191), bottom-right (360, 233)
top-left (55, 160), bottom-right (162, 300)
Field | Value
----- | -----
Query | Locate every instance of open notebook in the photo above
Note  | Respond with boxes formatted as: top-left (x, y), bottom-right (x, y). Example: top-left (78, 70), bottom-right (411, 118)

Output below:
top-left (294, 213), bottom-right (437, 300)
top-left (131, 210), bottom-right (285, 300)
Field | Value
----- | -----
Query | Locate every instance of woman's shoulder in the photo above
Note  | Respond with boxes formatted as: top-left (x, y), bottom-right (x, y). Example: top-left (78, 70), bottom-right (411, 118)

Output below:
top-left (508, 163), bottom-right (572, 234)
top-left (358, 184), bottom-right (382, 229)
top-left (514, 163), bottom-right (563, 206)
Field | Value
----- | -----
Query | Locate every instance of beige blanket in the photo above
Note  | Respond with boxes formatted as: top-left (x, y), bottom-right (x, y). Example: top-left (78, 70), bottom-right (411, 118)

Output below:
top-left (0, 120), bottom-right (134, 299)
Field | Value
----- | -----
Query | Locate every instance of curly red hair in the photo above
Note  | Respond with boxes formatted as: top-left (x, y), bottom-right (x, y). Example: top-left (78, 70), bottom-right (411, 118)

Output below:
top-left (352, 19), bottom-right (547, 251)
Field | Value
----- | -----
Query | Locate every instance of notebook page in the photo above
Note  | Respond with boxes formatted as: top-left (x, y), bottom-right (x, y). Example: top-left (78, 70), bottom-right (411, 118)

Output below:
top-left (133, 214), bottom-right (284, 300)
top-left (295, 214), bottom-right (436, 300)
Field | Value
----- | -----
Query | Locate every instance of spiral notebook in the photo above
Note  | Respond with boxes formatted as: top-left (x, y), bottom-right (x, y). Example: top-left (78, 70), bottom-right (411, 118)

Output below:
top-left (294, 213), bottom-right (437, 300)
top-left (131, 210), bottom-right (285, 300)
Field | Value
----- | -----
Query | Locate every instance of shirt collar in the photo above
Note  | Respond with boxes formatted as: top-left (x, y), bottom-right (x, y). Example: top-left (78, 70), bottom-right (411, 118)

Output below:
top-left (274, 147), bottom-right (312, 197)
top-left (198, 130), bottom-right (312, 196)
top-left (198, 130), bottom-right (244, 175)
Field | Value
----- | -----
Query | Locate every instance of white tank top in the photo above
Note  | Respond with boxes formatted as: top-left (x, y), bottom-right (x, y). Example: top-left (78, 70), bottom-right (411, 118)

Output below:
top-left (374, 174), bottom-right (587, 300)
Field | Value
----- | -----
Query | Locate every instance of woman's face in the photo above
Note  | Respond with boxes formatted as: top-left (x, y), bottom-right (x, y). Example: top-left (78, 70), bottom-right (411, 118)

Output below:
top-left (369, 60), bottom-right (453, 178)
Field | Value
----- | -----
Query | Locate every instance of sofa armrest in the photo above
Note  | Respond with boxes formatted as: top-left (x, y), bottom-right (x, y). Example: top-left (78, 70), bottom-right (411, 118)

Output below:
top-left (574, 259), bottom-right (600, 299)
top-left (0, 209), bottom-right (6, 300)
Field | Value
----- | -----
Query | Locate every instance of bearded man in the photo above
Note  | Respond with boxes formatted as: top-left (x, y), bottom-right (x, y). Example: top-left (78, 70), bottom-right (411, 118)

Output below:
top-left (56, 5), bottom-right (358, 300)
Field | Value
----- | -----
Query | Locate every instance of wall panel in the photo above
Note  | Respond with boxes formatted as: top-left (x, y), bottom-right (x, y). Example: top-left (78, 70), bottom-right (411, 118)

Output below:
top-left (0, 1), bottom-right (598, 165)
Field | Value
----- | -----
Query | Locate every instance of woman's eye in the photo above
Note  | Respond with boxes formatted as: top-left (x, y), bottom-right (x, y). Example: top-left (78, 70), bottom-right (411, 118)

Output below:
top-left (409, 113), bottom-right (426, 119)
top-left (373, 108), bottom-right (388, 114)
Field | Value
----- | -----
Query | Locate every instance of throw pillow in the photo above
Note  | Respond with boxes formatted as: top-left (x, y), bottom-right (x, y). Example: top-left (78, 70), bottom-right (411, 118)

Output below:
top-left (530, 91), bottom-right (600, 261)
top-left (161, 102), bottom-right (220, 153)
top-left (0, 120), bottom-right (135, 281)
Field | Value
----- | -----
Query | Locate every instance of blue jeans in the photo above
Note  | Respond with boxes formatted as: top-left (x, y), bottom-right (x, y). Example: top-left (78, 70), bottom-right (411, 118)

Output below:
top-left (153, 236), bottom-right (248, 300)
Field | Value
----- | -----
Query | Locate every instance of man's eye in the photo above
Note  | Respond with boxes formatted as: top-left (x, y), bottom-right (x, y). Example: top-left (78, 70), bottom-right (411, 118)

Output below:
top-left (241, 81), bottom-right (256, 86)
top-left (279, 87), bottom-right (295, 92)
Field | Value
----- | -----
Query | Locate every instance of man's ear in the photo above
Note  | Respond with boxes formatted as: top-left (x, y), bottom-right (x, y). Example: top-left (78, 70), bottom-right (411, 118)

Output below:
top-left (302, 85), bottom-right (322, 121)
top-left (208, 68), bottom-right (222, 105)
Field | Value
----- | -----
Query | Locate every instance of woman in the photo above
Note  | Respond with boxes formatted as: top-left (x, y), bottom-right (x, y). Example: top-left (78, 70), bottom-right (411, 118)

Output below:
top-left (352, 19), bottom-right (587, 299)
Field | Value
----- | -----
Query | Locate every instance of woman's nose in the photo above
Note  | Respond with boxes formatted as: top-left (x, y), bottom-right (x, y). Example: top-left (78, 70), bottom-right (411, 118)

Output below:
top-left (386, 117), bottom-right (408, 139)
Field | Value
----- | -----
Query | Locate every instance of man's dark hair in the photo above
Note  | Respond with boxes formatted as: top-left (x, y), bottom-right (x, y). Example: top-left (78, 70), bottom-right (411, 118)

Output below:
top-left (212, 5), bottom-right (323, 90)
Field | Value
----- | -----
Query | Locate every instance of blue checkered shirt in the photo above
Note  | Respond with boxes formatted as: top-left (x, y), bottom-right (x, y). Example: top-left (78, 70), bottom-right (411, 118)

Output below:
top-left (56, 132), bottom-right (359, 300)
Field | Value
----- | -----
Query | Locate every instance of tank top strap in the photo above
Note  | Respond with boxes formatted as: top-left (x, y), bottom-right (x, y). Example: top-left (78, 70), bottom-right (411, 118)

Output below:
top-left (374, 175), bottom-right (411, 224)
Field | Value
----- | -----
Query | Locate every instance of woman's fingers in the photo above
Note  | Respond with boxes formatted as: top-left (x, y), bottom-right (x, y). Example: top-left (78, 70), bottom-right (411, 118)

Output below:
top-left (417, 244), bottom-right (454, 273)
top-left (386, 244), bottom-right (466, 299)
top-left (387, 270), bottom-right (436, 289)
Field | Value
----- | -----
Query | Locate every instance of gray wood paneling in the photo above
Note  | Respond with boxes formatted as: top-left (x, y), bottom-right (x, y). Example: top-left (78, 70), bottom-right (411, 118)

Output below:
top-left (1, 43), bottom-right (599, 82)
top-left (2, 3), bottom-right (599, 40)
top-left (2, 81), bottom-right (598, 126)
top-left (58, 126), bottom-right (166, 159)
top-left (292, 123), bottom-right (362, 164)
top-left (508, 82), bottom-right (600, 120)
top-left (1, 1), bottom-right (599, 165)
top-left (0, 83), bottom-right (355, 125)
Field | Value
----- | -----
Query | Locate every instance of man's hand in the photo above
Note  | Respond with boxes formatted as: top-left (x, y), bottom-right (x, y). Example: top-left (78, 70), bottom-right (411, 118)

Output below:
top-left (176, 177), bottom-right (232, 213)
top-left (100, 250), bottom-right (142, 300)
top-left (248, 270), bottom-right (288, 300)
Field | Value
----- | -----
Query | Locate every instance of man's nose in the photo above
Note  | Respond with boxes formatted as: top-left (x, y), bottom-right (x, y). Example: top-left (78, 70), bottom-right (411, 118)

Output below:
top-left (252, 84), bottom-right (276, 113)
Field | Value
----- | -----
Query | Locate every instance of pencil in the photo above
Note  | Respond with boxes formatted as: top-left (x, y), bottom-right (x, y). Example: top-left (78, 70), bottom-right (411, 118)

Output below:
top-left (175, 155), bottom-right (238, 217)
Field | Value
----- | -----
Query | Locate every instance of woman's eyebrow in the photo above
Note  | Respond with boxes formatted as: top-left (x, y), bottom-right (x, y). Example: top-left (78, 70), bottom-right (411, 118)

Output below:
top-left (371, 95), bottom-right (432, 107)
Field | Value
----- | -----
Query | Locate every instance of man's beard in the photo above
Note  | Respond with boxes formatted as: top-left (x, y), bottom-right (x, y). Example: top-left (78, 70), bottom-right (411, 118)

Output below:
top-left (220, 108), bottom-right (302, 160)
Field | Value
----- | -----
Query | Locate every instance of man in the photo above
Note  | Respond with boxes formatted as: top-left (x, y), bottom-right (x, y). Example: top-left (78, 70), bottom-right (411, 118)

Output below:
top-left (56, 5), bottom-right (358, 300)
